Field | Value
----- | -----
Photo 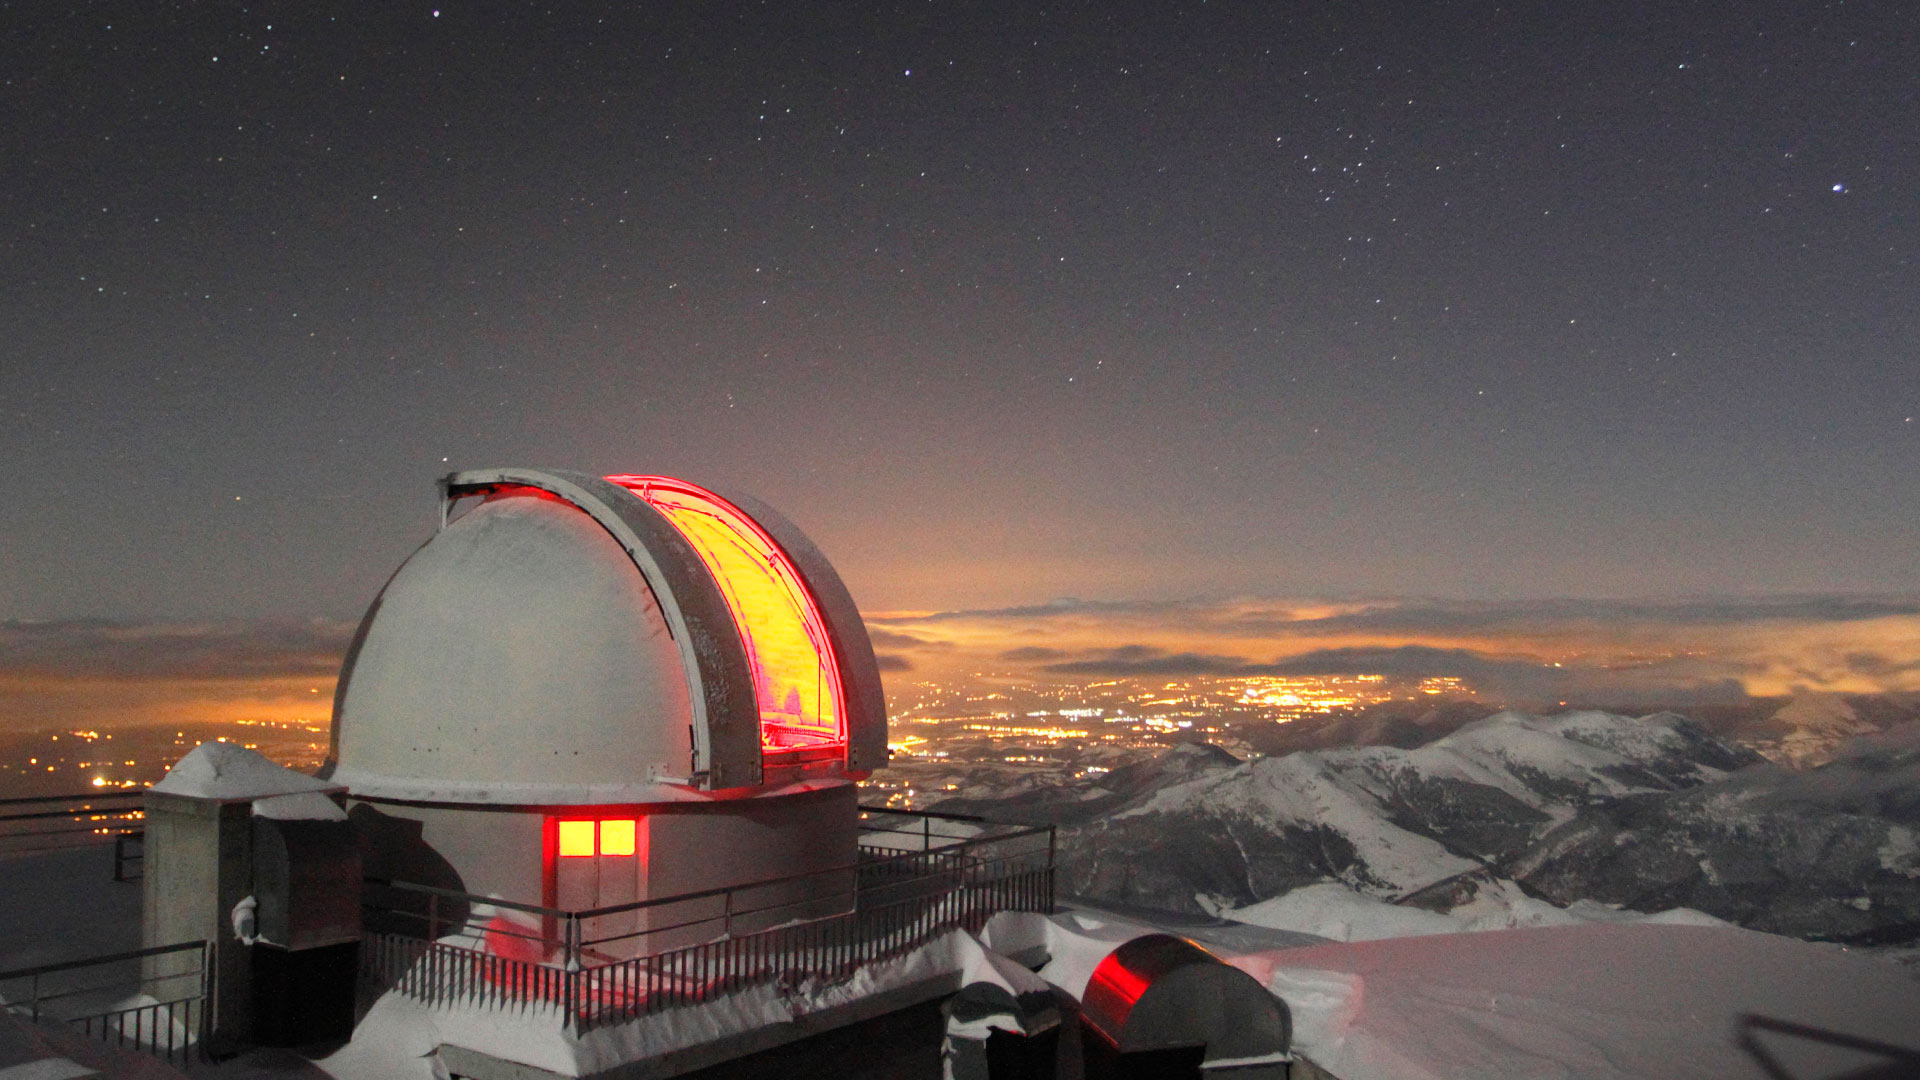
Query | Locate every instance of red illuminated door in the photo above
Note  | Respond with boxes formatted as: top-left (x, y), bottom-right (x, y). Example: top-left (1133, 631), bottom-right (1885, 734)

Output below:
top-left (552, 817), bottom-right (645, 958)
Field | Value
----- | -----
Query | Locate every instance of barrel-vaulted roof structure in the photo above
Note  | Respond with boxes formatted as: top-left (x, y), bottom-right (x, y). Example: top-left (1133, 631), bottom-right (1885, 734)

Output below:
top-left (324, 468), bottom-right (886, 804)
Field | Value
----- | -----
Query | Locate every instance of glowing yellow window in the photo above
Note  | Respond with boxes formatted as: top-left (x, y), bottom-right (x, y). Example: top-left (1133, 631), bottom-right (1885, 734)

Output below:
top-left (605, 475), bottom-right (846, 755)
top-left (599, 819), bottom-right (637, 857)
top-left (557, 820), bottom-right (597, 858)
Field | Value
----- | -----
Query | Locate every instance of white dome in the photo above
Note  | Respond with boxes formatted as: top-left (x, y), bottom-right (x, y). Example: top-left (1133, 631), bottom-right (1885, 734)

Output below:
top-left (330, 491), bottom-right (694, 803)
top-left (325, 468), bottom-right (889, 804)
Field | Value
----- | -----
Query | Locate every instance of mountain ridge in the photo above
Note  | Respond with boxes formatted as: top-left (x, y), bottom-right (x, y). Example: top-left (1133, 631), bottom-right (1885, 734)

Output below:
top-left (932, 710), bottom-right (1920, 946)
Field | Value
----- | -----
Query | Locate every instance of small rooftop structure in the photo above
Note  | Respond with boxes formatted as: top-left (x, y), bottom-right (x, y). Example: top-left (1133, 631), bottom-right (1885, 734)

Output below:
top-left (1079, 933), bottom-right (1289, 1077)
top-left (150, 742), bottom-right (343, 803)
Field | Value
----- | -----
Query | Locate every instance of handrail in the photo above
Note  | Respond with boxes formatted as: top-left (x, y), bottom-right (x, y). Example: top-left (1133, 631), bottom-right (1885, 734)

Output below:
top-left (0, 806), bottom-right (145, 825)
top-left (0, 791), bottom-right (146, 859)
top-left (0, 939), bottom-right (212, 1067)
top-left (0, 824), bottom-right (141, 841)
top-left (0, 939), bottom-right (207, 982)
top-left (367, 847), bottom-right (1034, 947)
top-left (1736, 1014), bottom-right (1920, 1074)
top-left (366, 821), bottom-right (1053, 925)
top-left (580, 824), bottom-right (1048, 921)
top-left (363, 878), bottom-right (556, 919)
top-left (371, 847), bottom-right (1024, 955)
top-left (0, 791), bottom-right (144, 807)
top-left (361, 816), bottom-right (1057, 1000)
top-left (359, 822), bottom-right (1056, 1034)
top-left (858, 804), bottom-right (990, 823)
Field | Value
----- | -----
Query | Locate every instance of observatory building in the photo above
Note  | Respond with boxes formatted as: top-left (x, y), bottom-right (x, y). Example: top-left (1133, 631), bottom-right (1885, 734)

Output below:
top-left (135, 466), bottom-right (1061, 1074)
top-left (321, 468), bottom-right (887, 953)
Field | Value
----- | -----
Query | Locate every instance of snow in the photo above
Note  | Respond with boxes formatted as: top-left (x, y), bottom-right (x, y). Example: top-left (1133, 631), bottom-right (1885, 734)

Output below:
top-left (1120, 752), bottom-right (1481, 896)
top-left (0, 1008), bottom-right (187, 1080)
top-left (7, 840), bottom-right (1913, 1080)
top-left (1104, 710), bottom-right (1745, 902)
top-left (149, 742), bottom-right (339, 802)
top-left (568, 928), bottom-right (1045, 1075)
top-left (312, 991), bottom-right (442, 1080)
top-left (250, 791), bottom-right (347, 821)
top-left (1229, 880), bottom-right (1727, 943)
top-left (0, 1057), bottom-right (99, 1079)
top-left (1880, 824), bottom-right (1919, 875)
top-left (858, 819), bottom-right (984, 851)
top-left (1543, 709), bottom-right (1708, 760)
top-left (1414, 709), bottom-right (1725, 800)
top-left (984, 908), bottom-right (1164, 1001)
top-left (952, 929), bottom-right (1051, 998)
top-left (978, 903), bottom-right (1326, 997)
top-left (1232, 884), bottom-right (1465, 942)
top-left (318, 926), bottom-right (1050, 1079)
top-left (989, 905), bottom-right (1911, 1080)
top-left (1771, 694), bottom-right (1874, 738)
top-left (230, 896), bottom-right (258, 946)
top-left (1231, 922), bottom-right (1920, 1080)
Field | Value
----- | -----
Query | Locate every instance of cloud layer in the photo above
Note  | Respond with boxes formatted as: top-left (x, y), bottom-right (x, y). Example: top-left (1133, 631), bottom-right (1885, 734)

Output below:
top-left (0, 618), bottom-right (353, 731)
top-left (868, 594), bottom-right (1920, 703)
top-left (7, 593), bottom-right (1919, 732)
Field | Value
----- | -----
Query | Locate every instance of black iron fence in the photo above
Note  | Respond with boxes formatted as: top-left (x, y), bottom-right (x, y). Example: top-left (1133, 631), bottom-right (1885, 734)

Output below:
top-left (856, 805), bottom-right (1001, 854)
top-left (0, 940), bottom-right (210, 1067)
top-left (0, 791), bottom-right (144, 859)
top-left (112, 830), bottom-right (144, 882)
top-left (360, 812), bottom-right (1054, 1033)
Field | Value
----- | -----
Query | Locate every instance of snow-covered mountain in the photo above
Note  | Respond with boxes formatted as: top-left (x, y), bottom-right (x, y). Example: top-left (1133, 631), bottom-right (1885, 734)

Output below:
top-left (1738, 692), bottom-right (1896, 767)
top-left (1509, 721), bottom-right (1920, 942)
top-left (1242, 692), bottom-right (1920, 768)
top-left (933, 711), bottom-right (1920, 946)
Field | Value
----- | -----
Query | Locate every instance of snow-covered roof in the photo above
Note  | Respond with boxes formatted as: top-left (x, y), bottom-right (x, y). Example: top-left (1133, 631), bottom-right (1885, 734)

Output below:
top-left (1236, 922), bottom-right (1920, 1080)
top-left (986, 906), bottom-right (1920, 1080)
top-left (151, 742), bottom-right (342, 802)
top-left (252, 791), bottom-right (349, 821)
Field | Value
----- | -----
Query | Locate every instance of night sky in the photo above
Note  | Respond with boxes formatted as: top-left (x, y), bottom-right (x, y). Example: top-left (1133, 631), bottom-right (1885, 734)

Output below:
top-left (6, 1), bottom-right (1917, 628)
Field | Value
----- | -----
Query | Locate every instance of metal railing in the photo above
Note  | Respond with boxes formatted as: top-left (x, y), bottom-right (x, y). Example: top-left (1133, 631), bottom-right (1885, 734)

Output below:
top-left (0, 791), bottom-right (144, 859)
top-left (0, 940), bottom-right (210, 1067)
top-left (1737, 1014), bottom-right (1920, 1080)
top-left (856, 805), bottom-right (1000, 854)
top-left (360, 814), bottom-right (1054, 1033)
top-left (112, 830), bottom-right (144, 882)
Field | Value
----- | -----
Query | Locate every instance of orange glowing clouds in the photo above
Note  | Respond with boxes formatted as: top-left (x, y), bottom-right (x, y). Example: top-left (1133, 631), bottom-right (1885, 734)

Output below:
top-left (606, 476), bottom-right (845, 754)
top-left (860, 596), bottom-right (1920, 702)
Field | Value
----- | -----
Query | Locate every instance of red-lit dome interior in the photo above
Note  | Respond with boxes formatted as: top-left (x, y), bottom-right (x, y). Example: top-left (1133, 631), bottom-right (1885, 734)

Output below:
top-left (605, 474), bottom-right (846, 757)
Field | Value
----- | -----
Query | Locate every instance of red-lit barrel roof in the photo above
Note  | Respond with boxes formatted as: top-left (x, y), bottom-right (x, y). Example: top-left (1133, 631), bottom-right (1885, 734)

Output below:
top-left (605, 475), bottom-right (846, 756)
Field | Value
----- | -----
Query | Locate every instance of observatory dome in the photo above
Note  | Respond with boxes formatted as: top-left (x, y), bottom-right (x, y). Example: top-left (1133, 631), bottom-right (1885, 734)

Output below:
top-left (325, 468), bottom-right (886, 804)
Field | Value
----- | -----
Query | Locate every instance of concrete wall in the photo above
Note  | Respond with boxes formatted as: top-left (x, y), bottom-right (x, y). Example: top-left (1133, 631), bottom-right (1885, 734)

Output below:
top-left (334, 493), bottom-right (697, 797)
top-left (350, 800), bottom-right (546, 936)
top-left (646, 783), bottom-right (859, 945)
top-left (141, 792), bottom-right (254, 1050)
top-left (351, 782), bottom-right (859, 957)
